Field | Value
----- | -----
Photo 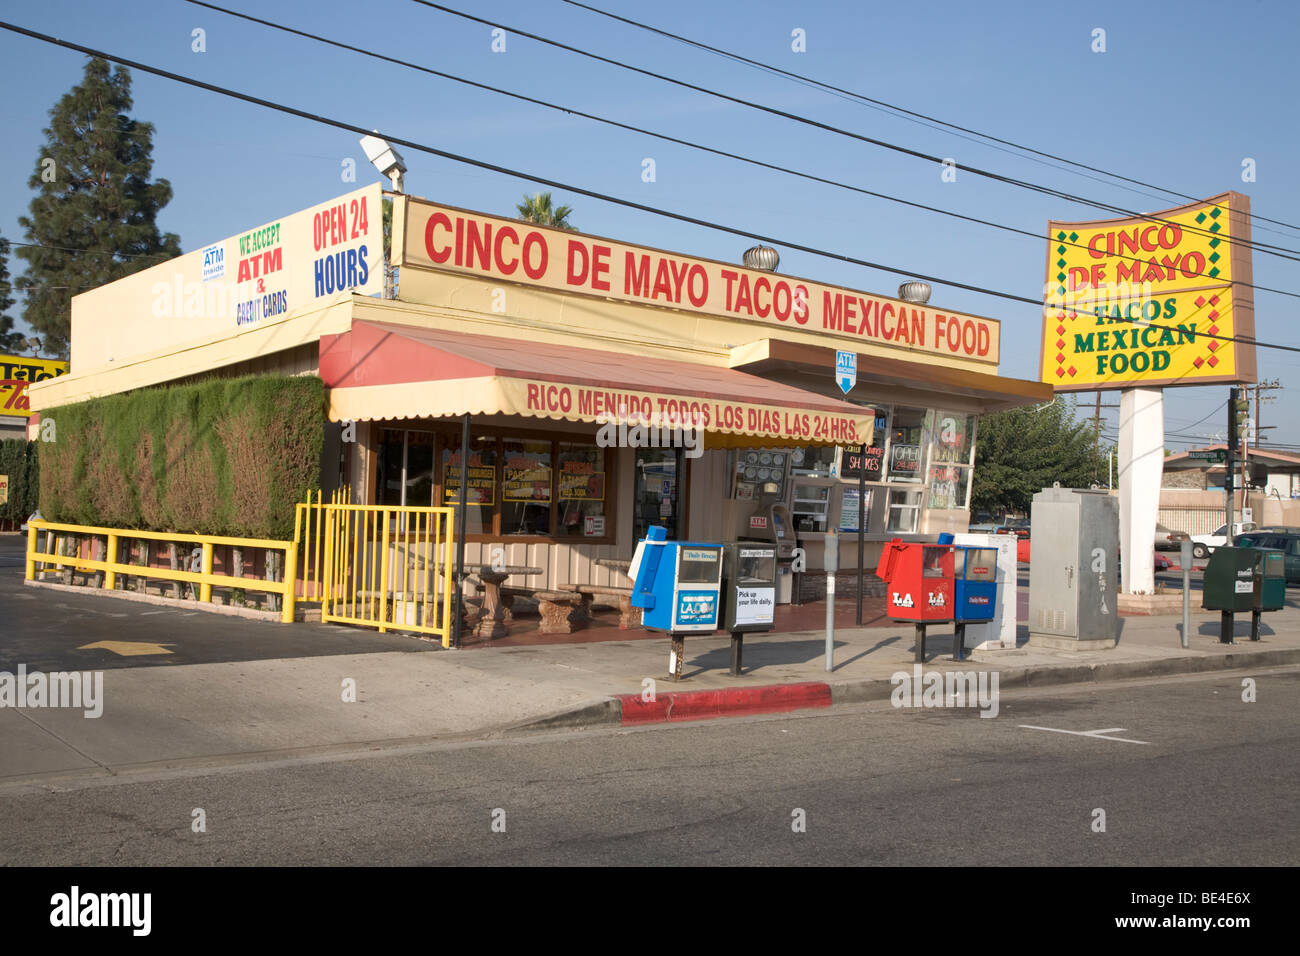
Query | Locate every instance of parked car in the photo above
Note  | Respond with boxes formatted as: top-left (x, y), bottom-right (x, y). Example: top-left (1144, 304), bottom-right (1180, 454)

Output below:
top-left (1233, 530), bottom-right (1300, 585)
top-left (1117, 548), bottom-right (1176, 572)
top-left (1154, 523), bottom-right (1191, 551)
top-left (1190, 522), bottom-right (1257, 559)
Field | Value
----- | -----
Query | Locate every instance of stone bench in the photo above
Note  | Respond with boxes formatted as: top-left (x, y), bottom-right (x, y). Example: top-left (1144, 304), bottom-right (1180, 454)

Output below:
top-left (500, 586), bottom-right (586, 634)
top-left (560, 584), bottom-right (642, 629)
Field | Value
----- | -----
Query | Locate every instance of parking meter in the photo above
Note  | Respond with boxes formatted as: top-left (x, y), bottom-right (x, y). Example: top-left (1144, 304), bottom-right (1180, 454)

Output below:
top-left (1180, 538), bottom-right (1193, 649)
top-left (631, 526), bottom-right (723, 679)
top-left (721, 543), bottom-right (776, 676)
top-left (823, 531), bottom-right (838, 671)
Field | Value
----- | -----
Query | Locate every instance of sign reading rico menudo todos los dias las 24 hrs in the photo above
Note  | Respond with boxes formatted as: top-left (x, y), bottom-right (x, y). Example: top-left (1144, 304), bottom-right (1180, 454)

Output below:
top-left (396, 197), bottom-right (1001, 366)
top-left (1040, 191), bottom-right (1256, 391)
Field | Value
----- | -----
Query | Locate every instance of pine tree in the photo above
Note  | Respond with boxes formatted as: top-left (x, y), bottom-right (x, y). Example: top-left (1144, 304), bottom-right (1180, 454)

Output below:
top-left (15, 57), bottom-right (181, 356)
top-left (0, 234), bottom-right (23, 352)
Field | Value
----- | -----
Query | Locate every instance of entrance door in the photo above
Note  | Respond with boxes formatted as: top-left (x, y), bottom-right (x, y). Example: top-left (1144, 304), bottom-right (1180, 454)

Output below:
top-left (634, 448), bottom-right (685, 542)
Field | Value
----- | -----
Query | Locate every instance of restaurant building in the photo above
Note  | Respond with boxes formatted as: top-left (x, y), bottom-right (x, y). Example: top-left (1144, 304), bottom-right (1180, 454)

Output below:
top-left (29, 185), bottom-right (1051, 598)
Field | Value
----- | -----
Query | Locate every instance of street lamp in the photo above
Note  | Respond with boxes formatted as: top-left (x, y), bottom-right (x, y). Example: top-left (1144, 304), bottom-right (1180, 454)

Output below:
top-left (359, 133), bottom-right (407, 193)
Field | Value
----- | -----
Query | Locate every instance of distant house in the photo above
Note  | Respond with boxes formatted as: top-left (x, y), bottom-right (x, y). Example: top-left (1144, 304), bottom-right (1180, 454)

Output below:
top-left (1159, 445), bottom-right (1300, 534)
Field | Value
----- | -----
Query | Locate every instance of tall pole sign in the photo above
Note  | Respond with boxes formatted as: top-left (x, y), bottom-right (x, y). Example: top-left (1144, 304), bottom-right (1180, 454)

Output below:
top-left (1040, 193), bottom-right (1257, 595)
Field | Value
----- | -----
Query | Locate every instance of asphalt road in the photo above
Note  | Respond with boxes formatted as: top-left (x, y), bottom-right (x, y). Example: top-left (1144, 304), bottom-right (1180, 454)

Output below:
top-left (0, 536), bottom-right (434, 671)
top-left (2, 668), bottom-right (1295, 866)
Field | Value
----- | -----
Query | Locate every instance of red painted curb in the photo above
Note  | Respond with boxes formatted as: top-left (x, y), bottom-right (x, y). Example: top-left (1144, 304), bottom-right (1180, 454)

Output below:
top-left (617, 682), bottom-right (832, 726)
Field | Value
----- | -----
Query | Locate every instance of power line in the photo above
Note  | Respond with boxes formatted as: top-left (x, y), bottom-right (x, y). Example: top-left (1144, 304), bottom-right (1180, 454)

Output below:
top-left (411, 1), bottom-right (1300, 263)
top-left (4, 20), bottom-right (1300, 359)
top-left (559, 0), bottom-right (1300, 241)
top-left (179, 0), bottom-right (1300, 303)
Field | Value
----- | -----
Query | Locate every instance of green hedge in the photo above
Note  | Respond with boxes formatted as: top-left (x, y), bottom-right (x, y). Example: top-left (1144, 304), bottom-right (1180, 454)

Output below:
top-left (38, 375), bottom-right (323, 539)
top-left (0, 439), bottom-right (39, 523)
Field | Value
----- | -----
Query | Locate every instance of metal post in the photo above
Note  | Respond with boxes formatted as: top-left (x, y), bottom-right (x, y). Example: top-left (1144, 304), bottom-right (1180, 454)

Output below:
top-left (1226, 387), bottom-right (1237, 547)
top-left (1180, 538), bottom-right (1191, 649)
top-left (670, 635), bottom-right (685, 680)
top-left (824, 531), bottom-right (838, 672)
top-left (1251, 610), bottom-right (1261, 642)
top-left (856, 442), bottom-right (866, 626)
top-left (952, 622), bottom-right (965, 662)
top-left (914, 623), bottom-right (926, 663)
top-left (452, 413), bottom-right (470, 649)
top-left (730, 631), bottom-right (743, 676)
top-left (1220, 610), bottom-right (1233, 645)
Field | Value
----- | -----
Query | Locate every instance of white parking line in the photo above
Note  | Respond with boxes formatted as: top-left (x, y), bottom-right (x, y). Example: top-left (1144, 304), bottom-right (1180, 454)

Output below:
top-left (1018, 725), bottom-right (1150, 745)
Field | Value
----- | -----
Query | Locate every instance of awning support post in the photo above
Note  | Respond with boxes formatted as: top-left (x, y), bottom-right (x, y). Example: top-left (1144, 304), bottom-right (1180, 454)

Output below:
top-left (856, 442), bottom-right (866, 626)
top-left (453, 413), bottom-right (470, 649)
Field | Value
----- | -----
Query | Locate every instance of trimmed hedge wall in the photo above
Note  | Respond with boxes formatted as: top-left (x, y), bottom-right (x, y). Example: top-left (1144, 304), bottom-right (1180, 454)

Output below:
top-left (38, 375), bottom-right (323, 540)
top-left (0, 439), bottom-right (39, 523)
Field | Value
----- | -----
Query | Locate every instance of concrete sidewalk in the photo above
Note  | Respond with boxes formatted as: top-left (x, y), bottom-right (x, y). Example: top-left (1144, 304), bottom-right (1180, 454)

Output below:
top-left (4, 600), bottom-right (1299, 789)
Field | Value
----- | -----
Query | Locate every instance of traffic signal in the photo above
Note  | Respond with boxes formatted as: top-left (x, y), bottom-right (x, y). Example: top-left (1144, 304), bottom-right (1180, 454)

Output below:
top-left (1229, 387), bottom-right (1249, 446)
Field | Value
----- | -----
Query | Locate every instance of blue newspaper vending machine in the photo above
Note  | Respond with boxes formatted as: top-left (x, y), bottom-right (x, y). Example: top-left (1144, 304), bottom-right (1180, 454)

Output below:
top-left (631, 526), bottom-right (724, 680)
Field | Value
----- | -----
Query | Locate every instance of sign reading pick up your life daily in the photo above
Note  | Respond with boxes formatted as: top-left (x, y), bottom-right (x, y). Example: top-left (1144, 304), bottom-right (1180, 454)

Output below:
top-left (399, 198), bottom-right (1001, 366)
top-left (1040, 192), bottom-right (1256, 391)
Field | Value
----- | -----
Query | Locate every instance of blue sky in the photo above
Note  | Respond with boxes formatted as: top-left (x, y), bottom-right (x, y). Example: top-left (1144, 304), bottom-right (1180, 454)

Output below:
top-left (2, 0), bottom-right (1298, 447)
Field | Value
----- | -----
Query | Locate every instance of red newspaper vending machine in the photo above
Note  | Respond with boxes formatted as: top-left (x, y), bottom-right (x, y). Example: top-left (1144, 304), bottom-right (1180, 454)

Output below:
top-left (877, 539), bottom-right (956, 661)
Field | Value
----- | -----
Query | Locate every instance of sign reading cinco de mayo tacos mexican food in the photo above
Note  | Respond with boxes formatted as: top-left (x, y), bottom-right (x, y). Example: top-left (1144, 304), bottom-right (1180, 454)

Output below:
top-left (399, 198), bottom-right (1001, 366)
top-left (1040, 192), bottom-right (1256, 391)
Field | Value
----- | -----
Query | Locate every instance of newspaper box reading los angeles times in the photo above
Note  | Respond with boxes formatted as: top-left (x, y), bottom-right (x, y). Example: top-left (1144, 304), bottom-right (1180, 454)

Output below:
top-left (721, 542), bottom-right (777, 676)
top-left (631, 526), bottom-right (724, 680)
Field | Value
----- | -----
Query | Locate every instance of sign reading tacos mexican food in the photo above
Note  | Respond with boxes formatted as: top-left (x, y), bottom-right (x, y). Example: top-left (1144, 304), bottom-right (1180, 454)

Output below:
top-left (1040, 192), bottom-right (1256, 391)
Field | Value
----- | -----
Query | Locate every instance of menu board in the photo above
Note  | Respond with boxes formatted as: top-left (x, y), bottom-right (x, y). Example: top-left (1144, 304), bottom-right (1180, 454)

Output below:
top-left (839, 445), bottom-right (884, 481)
top-left (443, 460), bottom-right (496, 505)
top-left (559, 459), bottom-right (605, 500)
top-left (503, 453), bottom-right (552, 502)
top-left (927, 465), bottom-right (965, 510)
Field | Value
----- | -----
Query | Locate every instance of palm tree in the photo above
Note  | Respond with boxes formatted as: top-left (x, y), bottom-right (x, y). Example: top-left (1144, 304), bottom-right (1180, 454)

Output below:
top-left (516, 192), bottom-right (576, 231)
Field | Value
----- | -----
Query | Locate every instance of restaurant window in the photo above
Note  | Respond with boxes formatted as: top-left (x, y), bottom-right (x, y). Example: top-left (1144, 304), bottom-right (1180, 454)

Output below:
top-left (438, 432), bottom-right (611, 539)
top-left (886, 406), bottom-right (926, 482)
top-left (555, 442), bottom-right (607, 538)
top-left (925, 410), bottom-right (976, 510)
top-left (789, 445), bottom-right (834, 478)
top-left (501, 438), bottom-right (553, 535)
top-left (441, 433), bottom-right (498, 534)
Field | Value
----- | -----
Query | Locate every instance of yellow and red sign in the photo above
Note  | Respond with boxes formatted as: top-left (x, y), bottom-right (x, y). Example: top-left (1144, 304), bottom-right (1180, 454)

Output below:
top-left (1041, 192), bottom-right (1256, 391)
top-left (0, 356), bottom-right (68, 414)
top-left (399, 198), bottom-right (1001, 366)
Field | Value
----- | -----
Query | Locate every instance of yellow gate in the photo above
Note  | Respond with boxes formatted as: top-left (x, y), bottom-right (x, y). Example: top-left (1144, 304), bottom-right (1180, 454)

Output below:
top-left (320, 503), bottom-right (456, 646)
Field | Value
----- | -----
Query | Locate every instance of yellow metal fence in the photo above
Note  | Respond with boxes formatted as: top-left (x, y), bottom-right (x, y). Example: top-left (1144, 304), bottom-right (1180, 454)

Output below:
top-left (25, 521), bottom-right (299, 623)
top-left (320, 503), bottom-right (456, 646)
top-left (23, 497), bottom-right (456, 643)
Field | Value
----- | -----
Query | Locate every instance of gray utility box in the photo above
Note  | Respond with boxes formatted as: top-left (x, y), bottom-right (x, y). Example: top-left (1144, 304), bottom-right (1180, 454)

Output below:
top-left (1028, 487), bottom-right (1119, 650)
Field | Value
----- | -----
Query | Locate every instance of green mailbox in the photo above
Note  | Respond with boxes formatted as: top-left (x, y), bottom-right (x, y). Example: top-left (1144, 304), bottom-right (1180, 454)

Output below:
top-left (1203, 546), bottom-right (1282, 642)
top-left (1202, 547), bottom-right (1260, 613)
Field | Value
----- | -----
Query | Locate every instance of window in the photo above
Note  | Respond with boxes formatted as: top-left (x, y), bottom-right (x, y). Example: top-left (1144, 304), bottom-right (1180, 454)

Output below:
top-left (886, 407), bottom-right (926, 482)
top-left (437, 431), bottom-right (611, 540)
top-left (789, 445), bottom-right (835, 478)
top-left (635, 447), bottom-right (684, 542)
top-left (501, 438), bottom-right (553, 534)
top-left (887, 489), bottom-right (922, 533)
top-left (838, 486), bottom-right (873, 532)
top-left (555, 443), bottom-right (607, 538)
top-left (441, 434), bottom-right (498, 535)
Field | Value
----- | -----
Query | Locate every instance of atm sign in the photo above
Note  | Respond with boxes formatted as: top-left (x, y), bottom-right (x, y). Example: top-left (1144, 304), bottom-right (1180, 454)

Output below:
top-left (750, 516), bottom-right (768, 530)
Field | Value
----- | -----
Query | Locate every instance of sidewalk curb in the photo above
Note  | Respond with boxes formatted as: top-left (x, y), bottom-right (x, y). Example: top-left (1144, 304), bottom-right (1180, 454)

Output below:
top-left (511, 645), bottom-right (1300, 732)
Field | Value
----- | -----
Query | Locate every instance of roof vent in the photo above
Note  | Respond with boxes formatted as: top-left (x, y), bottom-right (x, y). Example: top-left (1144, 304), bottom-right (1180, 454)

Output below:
top-left (742, 244), bottom-right (780, 272)
top-left (898, 280), bottom-right (932, 304)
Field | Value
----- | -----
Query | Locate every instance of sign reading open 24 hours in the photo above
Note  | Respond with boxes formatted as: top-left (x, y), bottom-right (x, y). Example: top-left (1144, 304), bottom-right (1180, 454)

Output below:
top-left (674, 590), bottom-right (718, 630)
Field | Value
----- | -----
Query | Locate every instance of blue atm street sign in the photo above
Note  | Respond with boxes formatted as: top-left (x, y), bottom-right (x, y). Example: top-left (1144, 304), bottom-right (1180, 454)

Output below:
top-left (835, 350), bottom-right (856, 394)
